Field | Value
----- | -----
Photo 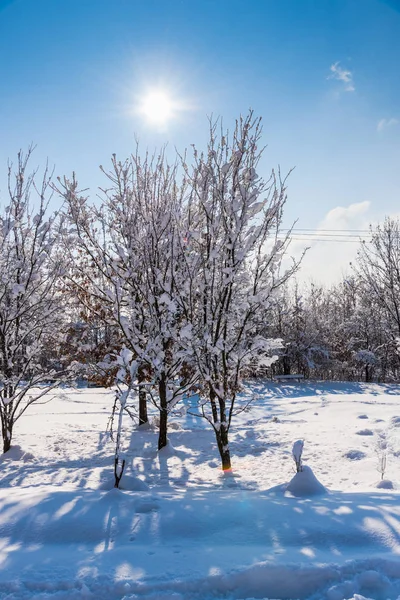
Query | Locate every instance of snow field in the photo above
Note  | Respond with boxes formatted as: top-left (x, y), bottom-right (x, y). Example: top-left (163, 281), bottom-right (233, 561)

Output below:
top-left (1, 382), bottom-right (400, 599)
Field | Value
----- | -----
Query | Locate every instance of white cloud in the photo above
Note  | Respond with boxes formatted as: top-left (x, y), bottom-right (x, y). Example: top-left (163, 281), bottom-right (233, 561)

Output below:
top-left (322, 201), bottom-right (370, 226)
top-left (328, 62), bottom-right (355, 92)
top-left (377, 118), bottom-right (399, 132)
top-left (292, 201), bottom-right (372, 285)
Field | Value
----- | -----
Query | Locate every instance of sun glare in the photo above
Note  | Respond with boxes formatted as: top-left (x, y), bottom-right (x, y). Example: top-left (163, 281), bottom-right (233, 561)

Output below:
top-left (139, 90), bottom-right (174, 125)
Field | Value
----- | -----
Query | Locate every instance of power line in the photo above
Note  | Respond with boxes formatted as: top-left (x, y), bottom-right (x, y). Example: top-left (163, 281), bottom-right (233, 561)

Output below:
top-left (280, 228), bottom-right (373, 233)
top-left (275, 228), bottom-right (375, 243)
top-left (280, 233), bottom-right (373, 238)
top-left (288, 237), bottom-right (367, 243)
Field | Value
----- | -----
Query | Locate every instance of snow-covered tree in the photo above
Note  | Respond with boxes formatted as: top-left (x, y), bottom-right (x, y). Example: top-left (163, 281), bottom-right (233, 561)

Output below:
top-left (270, 283), bottom-right (330, 378)
top-left (58, 150), bottom-right (197, 451)
top-left (0, 149), bottom-right (71, 453)
top-left (354, 219), bottom-right (400, 379)
top-left (269, 272), bottom-right (396, 382)
top-left (356, 219), bottom-right (400, 336)
top-left (177, 113), bottom-right (301, 470)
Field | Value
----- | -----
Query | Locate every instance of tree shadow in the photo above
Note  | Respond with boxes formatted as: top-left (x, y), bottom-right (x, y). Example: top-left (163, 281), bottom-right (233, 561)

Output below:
top-left (249, 379), bottom-right (400, 400)
top-left (0, 451), bottom-right (114, 489)
top-left (2, 487), bottom-right (400, 599)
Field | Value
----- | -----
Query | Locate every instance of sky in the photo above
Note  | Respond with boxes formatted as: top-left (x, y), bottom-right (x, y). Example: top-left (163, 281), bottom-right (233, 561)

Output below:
top-left (0, 0), bottom-right (399, 283)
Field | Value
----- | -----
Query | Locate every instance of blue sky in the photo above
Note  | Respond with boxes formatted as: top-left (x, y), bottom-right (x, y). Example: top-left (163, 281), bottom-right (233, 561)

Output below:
top-left (0, 0), bottom-right (399, 279)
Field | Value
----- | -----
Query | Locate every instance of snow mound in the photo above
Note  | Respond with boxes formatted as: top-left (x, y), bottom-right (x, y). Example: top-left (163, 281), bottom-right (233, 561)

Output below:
top-left (137, 421), bottom-right (152, 431)
top-left (390, 416), bottom-right (400, 427)
top-left (136, 419), bottom-right (182, 432)
top-left (376, 479), bottom-right (395, 490)
top-left (99, 475), bottom-right (149, 491)
top-left (285, 465), bottom-right (327, 497)
top-left (219, 469), bottom-right (241, 488)
top-left (158, 440), bottom-right (176, 457)
top-left (356, 429), bottom-right (374, 436)
top-left (0, 445), bottom-right (35, 462)
top-left (344, 450), bottom-right (367, 461)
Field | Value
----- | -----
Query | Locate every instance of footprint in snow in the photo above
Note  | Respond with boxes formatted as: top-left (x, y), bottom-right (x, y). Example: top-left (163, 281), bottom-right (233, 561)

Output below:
top-left (344, 449), bottom-right (367, 460)
top-left (356, 429), bottom-right (374, 436)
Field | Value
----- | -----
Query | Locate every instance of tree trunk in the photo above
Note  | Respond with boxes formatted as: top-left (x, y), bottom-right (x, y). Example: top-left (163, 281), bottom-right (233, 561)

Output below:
top-left (215, 423), bottom-right (232, 471)
top-left (137, 366), bottom-right (148, 425)
top-left (113, 389), bottom-right (126, 488)
top-left (3, 438), bottom-right (11, 454)
top-left (158, 373), bottom-right (168, 450)
top-left (158, 409), bottom-right (168, 450)
top-left (283, 355), bottom-right (291, 375)
top-left (114, 457), bottom-right (125, 488)
top-left (2, 424), bottom-right (11, 454)
top-left (1, 357), bottom-right (14, 454)
top-left (208, 387), bottom-right (232, 470)
top-left (138, 386), bottom-right (148, 426)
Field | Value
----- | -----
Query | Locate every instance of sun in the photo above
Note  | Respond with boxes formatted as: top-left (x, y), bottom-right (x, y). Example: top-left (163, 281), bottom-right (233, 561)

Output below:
top-left (139, 90), bottom-right (174, 125)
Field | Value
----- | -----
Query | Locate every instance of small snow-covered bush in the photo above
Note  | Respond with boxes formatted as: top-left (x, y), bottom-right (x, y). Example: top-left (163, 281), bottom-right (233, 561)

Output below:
top-left (376, 430), bottom-right (388, 481)
top-left (292, 439), bottom-right (304, 473)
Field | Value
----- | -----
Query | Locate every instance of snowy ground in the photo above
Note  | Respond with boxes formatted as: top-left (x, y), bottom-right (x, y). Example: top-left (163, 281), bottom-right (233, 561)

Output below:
top-left (2, 382), bottom-right (400, 599)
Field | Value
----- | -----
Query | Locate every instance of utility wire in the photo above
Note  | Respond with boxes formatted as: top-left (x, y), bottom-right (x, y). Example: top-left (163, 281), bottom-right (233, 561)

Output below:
top-left (275, 228), bottom-right (375, 243)
top-left (280, 233), bottom-right (373, 238)
top-left (288, 237), bottom-right (367, 243)
top-left (280, 228), bottom-right (373, 233)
